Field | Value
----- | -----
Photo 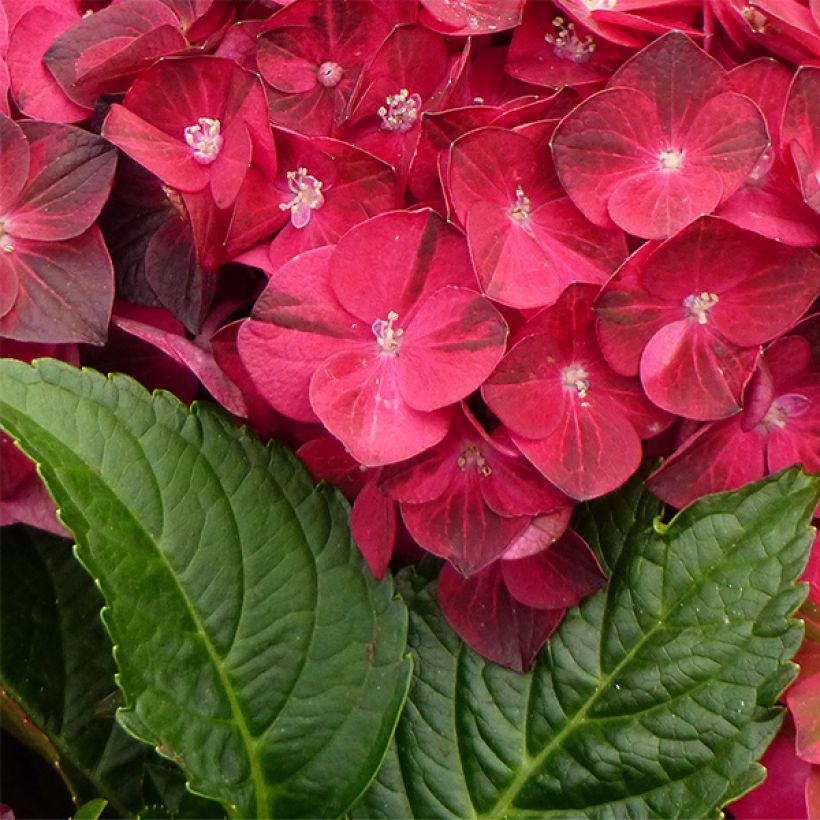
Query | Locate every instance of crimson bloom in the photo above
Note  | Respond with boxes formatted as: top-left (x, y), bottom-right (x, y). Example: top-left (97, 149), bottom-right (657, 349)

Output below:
top-left (484, 283), bottom-right (670, 500)
top-left (0, 114), bottom-right (116, 343)
top-left (379, 406), bottom-right (570, 575)
top-left (551, 31), bottom-right (769, 239)
top-left (103, 56), bottom-right (277, 211)
top-left (596, 217), bottom-right (820, 420)
top-left (238, 209), bottom-right (508, 466)
top-left (447, 122), bottom-right (627, 308)
top-left (256, 0), bottom-right (392, 136)
top-left (647, 330), bottom-right (820, 509)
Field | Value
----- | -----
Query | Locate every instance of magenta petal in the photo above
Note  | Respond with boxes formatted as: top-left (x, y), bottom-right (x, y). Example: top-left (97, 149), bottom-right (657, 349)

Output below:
top-left (350, 477), bottom-right (397, 579)
top-left (401, 480), bottom-right (529, 575)
top-left (208, 119), bottom-right (251, 209)
top-left (329, 209), bottom-right (473, 323)
top-left (481, 447), bottom-right (568, 518)
top-left (397, 286), bottom-right (507, 412)
top-left (647, 417), bottom-right (765, 510)
top-left (8, 121), bottom-right (116, 241)
top-left (0, 254), bottom-right (19, 319)
top-left (511, 397), bottom-right (643, 500)
top-left (641, 321), bottom-right (759, 420)
top-left (0, 114), bottom-right (28, 213)
top-left (502, 507), bottom-right (574, 560)
top-left (310, 348), bottom-right (452, 466)
top-left (0, 228), bottom-right (113, 344)
top-left (419, 0), bottom-right (524, 34)
top-left (238, 246), bottom-right (361, 422)
top-left (501, 530), bottom-right (606, 610)
top-left (103, 104), bottom-right (209, 193)
top-left (437, 561), bottom-right (564, 672)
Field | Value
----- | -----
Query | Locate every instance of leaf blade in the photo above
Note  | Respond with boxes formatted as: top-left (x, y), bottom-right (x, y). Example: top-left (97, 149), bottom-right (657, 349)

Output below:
top-left (0, 358), bottom-right (411, 819)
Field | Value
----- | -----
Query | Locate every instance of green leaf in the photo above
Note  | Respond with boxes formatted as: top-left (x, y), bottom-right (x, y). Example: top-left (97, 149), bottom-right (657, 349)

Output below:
top-left (352, 470), bottom-right (819, 818)
top-left (0, 525), bottom-right (150, 816)
top-left (0, 359), bottom-right (411, 819)
top-left (73, 798), bottom-right (108, 819)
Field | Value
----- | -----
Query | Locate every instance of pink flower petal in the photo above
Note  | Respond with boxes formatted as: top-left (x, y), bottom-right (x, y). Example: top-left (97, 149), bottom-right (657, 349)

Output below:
top-left (437, 561), bottom-right (564, 672)
top-left (0, 114), bottom-right (28, 213)
top-left (310, 347), bottom-right (452, 466)
top-left (419, 0), bottom-right (525, 35)
top-left (640, 320), bottom-right (759, 420)
top-left (501, 530), bottom-right (606, 609)
top-left (351, 477), bottom-right (397, 579)
top-left (397, 286), bottom-right (507, 412)
top-left (511, 395), bottom-right (643, 500)
top-left (502, 507), bottom-right (574, 560)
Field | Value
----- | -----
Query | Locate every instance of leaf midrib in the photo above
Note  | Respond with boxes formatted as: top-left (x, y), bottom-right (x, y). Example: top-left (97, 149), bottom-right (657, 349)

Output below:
top-left (0, 397), bottom-right (269, 818)
top-left (484, 514), bottom-right (768, 817)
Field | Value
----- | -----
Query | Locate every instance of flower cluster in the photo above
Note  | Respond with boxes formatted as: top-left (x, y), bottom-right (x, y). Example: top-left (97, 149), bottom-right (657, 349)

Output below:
top-left (0, 0), bottom-right (819, 806)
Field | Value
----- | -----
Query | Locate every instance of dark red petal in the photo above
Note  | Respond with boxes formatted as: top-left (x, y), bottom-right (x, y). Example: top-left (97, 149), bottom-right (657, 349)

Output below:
top-left (350, 477), bottom-right (397, 579)
top-left (647, 417), bottom-right (765, 510)
top-left (511, 397), bottom-right (643, 500)
top-left (501, 530), bottom-right (606, 610)
top-left (398, 286), bottom-right (507, 412)
top-left (310, 348), bottom-right (452, 466)
top-left (0, 228), bottom-right (113, 344)
top-left (8, 121), bottom-right (116, 242)
top-left (438, 561), bottom-right (564, 672)
top-left (419, 0), bottom-right (524, 34)
top-left (103, 104), bottom-right (210, 193)
top-left (297, 436), bottom-right (370, 501)
top-left (6, 6), bottom-right (89, 122)
top-left (0, 114), bottom-right (28, 213)
top-left (481, 448), bottom-right (568, 518)
top-left (640, 321), bottom-right (759, 420)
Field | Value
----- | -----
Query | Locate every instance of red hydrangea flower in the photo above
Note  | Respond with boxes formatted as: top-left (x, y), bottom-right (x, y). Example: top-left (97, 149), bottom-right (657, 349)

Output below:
top-left (103, 55), bottom-right (277, 211)
top-left (647, 330), bottom-right (820, 509)
top-left (379, 406), bottom-right (570, 575)
top-left (0, 114), bottom-right (116, 343)
top-left (551, 31), bottom-right (769, 239)
top-left (238, 209), bottom-right (508, 465)
top-left (265, 126), bottom-right (398, 271)
top-left (447, 122), bottom-right (627, 308)
top-left (782, 65), bottom-right (820, 215)
top-left (437, 528), bottom-right (605, 671)
top-left (484, 283), bottom-right (670, 500)
top-left (717, 58), bottom-right (820, 247)
top-left (595, 217), bottom-right (820, 420)
top-left (256, 0), bottom-right (392, 136)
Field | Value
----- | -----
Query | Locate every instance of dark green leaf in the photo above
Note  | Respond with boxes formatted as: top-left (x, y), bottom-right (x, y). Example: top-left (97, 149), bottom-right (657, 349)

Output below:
top-left (0, 359), bottom-right (411, 819)
top-left (353, 470), bottom-right (818, 818)
top-left (73, 798), bottom-right (108, 819)
top-left (0, 525), bottom-right (149, 816)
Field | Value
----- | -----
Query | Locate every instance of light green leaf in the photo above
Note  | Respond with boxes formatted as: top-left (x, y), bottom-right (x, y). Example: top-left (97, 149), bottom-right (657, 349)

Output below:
top-left (73, 798), bottom-right (108, 819)
top-left (0, 525), bottom-right (150, 816)
top-left (353, 470), bottom-right (818, 818)
top-left (0, 359), bottom-right (411, 819)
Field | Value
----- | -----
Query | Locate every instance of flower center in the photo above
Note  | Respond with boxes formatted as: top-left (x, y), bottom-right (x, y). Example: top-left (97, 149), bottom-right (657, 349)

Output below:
top-left (317, 61), bottom-right (343, 87)
top-left (378, 89), bottom-right (422, 133)
top-left (184, 117), bottom-right (223, 165)
top-left (457, 444), bottom-right (492, 477)
top-left (683, 292), bottom-right (719, 324)
top-left (583, 0), bottom-right (616, 8)
top-left (372, 311), bottom-right (404, 355)
top-left (659, 149), bottom-right (684, 172)
top-left (0, 219), bottom-right (13, 253)
top-left (279, 167), bottom-right (325, 229)
top-left (741, 4), bottom-right (771, 33)
top-left (562, 364), bottom-right (590, 398)
top-left (762, 393), bottom-right (810, 430)
top-left (509, 185), bottom-right (532, 223)
top-left (748, 149), bottom-right (773, 184)
top-left (545, 17), bottom-right (596, 63)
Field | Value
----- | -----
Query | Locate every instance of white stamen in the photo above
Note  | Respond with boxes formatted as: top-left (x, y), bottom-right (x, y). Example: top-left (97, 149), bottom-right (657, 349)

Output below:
top-left (659, 149), bottom-right (684, 172)
top-left (279, 168), bottom-right (325, 229)
top-left (457, 444), bottom-right (492, 477)
top-left (545, 16), bottom-right (596, 63)
top-left (683, 291), bottom-right (719, 324)
top-left (184, 117), bottom-right (223, 165)
top-left (562, 364), bottom-right (590, 398)
top-left (762, 393), bottom-right (810, 430)
top-left (583, 0), bottom-right (616, 9)
top-left (509, 185), bottom-right (532, 223)
top-left (372, 311), bottom-right (404, 355)
top-left (378, 89), bottom-right (422, 134)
